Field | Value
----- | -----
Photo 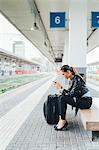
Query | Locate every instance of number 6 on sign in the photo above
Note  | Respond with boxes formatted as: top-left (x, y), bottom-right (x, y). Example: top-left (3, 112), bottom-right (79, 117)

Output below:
top-left (55, 16), bottom-right (61, 24)
top-left (50, 12), bottom-right (66, 28)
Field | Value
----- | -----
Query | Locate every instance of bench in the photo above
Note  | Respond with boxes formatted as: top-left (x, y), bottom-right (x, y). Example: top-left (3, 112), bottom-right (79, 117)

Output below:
top-left (80, 99), bottom-right (99, 141)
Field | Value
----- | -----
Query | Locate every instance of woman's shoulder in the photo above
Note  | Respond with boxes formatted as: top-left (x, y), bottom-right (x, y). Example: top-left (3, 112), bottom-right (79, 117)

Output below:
top-left (74, 74), bottom-right (85, 83)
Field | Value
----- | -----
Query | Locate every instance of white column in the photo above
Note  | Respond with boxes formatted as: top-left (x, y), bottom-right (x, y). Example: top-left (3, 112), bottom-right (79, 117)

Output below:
top-left (68, 0), bottom-right (87, 76)
top-left (62, 32), bottom-right (69, 65)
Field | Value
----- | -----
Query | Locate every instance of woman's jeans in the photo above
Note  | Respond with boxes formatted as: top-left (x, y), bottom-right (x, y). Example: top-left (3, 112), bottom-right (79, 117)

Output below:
top-left (58, 95), bottom-right (92, 120)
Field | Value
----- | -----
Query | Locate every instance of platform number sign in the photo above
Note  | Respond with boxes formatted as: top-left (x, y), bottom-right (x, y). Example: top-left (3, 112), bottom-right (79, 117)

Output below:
top-left (92, 12), bottom-right (99, 27)
top-left (50, 12), bottom-right (65, 28)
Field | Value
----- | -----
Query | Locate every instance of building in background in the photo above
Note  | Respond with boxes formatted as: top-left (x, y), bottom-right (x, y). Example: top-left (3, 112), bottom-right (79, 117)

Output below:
top-left (0, 48), bottom-right (39, 76)
top-left (13, 41), bottom-right (25, 57)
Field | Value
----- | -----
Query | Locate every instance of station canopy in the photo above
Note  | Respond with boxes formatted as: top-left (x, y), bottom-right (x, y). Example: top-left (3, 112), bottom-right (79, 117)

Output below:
top-left (0, 0), bottom-right (98, 63)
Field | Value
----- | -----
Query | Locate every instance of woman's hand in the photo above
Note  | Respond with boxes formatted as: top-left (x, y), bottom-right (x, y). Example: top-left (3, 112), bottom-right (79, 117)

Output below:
top-left (53, 81), bottom-right (62, 90)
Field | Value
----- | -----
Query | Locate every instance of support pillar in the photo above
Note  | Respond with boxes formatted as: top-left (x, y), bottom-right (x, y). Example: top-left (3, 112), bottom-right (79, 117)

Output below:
top-left (62, 33), bottom-right (69, 65)
top-left (68, 0), bottom-right (87, 79)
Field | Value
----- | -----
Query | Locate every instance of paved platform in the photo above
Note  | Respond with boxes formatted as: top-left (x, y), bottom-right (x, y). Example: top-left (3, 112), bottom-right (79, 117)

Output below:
top-left (5, 86), bottom-right (99, 150)
top-left (0, 75), bottom-right (56, 150)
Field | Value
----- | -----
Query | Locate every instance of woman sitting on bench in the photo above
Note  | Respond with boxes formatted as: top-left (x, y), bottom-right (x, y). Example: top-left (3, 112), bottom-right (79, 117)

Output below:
top-left (53, 65), bottom-right (92, 131)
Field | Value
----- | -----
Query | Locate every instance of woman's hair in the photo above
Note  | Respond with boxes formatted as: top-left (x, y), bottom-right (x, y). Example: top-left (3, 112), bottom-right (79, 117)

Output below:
top-left (61, 65), bottom-right (85, 81)
top-left (60, 65), bottom-right (75, 75)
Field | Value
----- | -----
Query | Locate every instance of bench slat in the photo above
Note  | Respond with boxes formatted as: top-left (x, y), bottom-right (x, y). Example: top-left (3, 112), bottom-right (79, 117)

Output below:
top-left (80, 106), bottom-right (99, 131)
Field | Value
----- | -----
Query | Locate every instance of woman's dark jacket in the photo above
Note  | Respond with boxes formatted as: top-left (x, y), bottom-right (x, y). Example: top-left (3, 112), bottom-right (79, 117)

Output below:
top-left (62, 74), bottom-right (89, 98)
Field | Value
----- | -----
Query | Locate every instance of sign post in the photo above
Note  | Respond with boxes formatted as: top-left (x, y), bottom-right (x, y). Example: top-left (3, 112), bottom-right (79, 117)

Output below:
top-left (92, 12), bottom-right (99, 28)
top-left (50, 12), bottom-right (66, 28)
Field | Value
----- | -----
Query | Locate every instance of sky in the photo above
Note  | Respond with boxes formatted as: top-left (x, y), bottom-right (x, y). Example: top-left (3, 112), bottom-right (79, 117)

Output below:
top-left (0, 13), bottom-right (41, 59)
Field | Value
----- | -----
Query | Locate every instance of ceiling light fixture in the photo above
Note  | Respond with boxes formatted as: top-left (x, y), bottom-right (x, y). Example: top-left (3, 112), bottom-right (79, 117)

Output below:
top-left (31, 22), bottom-right (39, 31)
top-left (31, 10), bottom-right (39, 31)
top-left (44, 41), bottom-right (47, 47)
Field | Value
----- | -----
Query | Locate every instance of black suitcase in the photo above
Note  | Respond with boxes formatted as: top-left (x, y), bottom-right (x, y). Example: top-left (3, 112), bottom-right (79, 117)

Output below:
top-left (43, 94), bottom-right (59, 124)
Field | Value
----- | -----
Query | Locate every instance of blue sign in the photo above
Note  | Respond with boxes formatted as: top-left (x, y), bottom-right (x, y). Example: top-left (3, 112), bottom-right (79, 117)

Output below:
top-left (50, 12), bottom-right (65, 28)
top-left (92, 12), bottom-right (99, 27)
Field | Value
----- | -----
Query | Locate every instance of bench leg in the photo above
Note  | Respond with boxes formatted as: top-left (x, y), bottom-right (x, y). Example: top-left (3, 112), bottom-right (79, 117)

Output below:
top-left (92, 131), bottom-right (99, 141)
